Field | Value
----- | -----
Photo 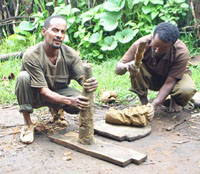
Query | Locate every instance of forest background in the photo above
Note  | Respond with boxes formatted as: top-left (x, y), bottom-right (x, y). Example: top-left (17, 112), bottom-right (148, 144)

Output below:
top-left (0, 0), bottom-right (200, 105)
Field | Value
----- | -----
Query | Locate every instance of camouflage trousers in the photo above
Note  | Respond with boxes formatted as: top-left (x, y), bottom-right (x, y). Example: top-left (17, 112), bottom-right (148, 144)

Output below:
top-left (15, 71), bottom-right (81, 114)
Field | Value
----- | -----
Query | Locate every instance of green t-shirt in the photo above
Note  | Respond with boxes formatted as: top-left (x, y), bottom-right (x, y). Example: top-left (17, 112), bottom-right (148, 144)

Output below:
top-left (21, 42), bottom-right (83, 90)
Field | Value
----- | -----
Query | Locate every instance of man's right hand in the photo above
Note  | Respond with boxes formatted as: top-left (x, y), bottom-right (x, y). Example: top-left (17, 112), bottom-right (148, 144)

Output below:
top-left (71, 95), bottom-right (90, 110)
top-left (126, 61), bottom-right (140, 77)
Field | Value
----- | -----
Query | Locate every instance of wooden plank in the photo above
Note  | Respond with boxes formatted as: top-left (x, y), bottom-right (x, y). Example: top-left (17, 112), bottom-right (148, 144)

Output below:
top-left (49, 131), bottom-right (147, 167)
top-left (94, 120), bottom-right (151, 141)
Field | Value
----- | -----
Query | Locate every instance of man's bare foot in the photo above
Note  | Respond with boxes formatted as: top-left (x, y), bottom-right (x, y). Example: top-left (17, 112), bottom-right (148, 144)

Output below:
top-left (168, 98), bottom-right (182, 113)
top-left (50, 108), bottom-right (68, 127)
top-left (20, 125), bottom-right (34, 144)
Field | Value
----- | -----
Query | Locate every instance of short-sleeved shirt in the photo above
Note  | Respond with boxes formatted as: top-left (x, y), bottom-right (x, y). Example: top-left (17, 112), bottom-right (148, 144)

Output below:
top-left (120, 34), bottom-right (190, 80)
top-left (21, 42), bottom-right (83, 90)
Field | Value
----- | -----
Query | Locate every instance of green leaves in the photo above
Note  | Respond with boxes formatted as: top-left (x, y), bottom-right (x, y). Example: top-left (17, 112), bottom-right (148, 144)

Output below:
top-left (104, 0), bottom-right (125, 12)
top-left (100, 11), bottom-right (122, 31)
top-left (150, 0), bottom-right (163, 5)
top-left (19, 21), bottom-right (35, 31)
top-left (100, 36), bottom-right (118, 51)
top-left (89, 32), bottom-right (102, 43)
top-left (115, 28), bottom-right (138, 43)
top-left (11, 0), bottom-right (190, 63)
top-left (142, 5), bottom-right (154, 14)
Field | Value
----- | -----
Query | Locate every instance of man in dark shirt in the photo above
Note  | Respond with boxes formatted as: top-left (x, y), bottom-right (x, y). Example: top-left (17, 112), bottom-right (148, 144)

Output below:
top-left (115, 22), bottom-right (196, 120)
top-left (15, 15), bottom-right (98, 144)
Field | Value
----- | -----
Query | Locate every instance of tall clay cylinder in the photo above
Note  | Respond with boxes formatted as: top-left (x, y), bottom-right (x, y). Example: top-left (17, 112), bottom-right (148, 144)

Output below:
top-left (78, 63), bottom-right (94, 145)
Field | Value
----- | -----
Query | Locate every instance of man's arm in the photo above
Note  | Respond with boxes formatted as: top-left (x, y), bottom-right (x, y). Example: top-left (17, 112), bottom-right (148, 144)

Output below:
top-left (39, 87), bottom-right (89, 110)
top-left (115, 61), bottom-right (129, 75)
top-left (151, 76), bottom-right (177, 107)
top-left (115, 43), bottom-right (146, 76)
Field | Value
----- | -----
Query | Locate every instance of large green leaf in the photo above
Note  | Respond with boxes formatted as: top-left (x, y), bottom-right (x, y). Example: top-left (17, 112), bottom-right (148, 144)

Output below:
top-left (127, 0), bottom-right (134, 9)
top-left (151, 11), bottom-right (159, 20)
top-left (144, 0), bottom-right (150, 6)
top-left (80, 4), bottom-right (103, 24)
top-left (101, 36), bottom-right (117, 51)
top-left (133, 0), bottom-right (142, 5)
top-left (142, 4), bottom-right (155, 14)
top-left (181, 3), bottom-right (189, 9)
top-left (115, 28), bottom-right (138, 43)
top-left (19, 21), bottom-right (35, 31)
top-left (53, 4), bottom-right (72, 16)
top-left (150, 0), bottom-right (163, 5)
top-left (89, 32), bottom-right (101, 43)
top-left (66, 16), bottom-right (75, 29)
top-left (100, 11), bottom-right (122, 31)
top-left (104, 0), bottom-right (125, 12)
top-left (176, 0), bottom-right (185, 3)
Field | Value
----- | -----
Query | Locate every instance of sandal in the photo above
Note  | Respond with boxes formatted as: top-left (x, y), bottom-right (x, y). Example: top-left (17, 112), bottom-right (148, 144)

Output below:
top-left (20, 125), bottom-right (34, 144)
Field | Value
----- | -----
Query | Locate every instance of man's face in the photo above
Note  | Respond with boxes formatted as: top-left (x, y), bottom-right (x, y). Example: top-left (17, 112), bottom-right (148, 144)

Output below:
top-left (151, 34), bottom-right (172, 59)
top-left (42, 18), bottom-right (67, 49)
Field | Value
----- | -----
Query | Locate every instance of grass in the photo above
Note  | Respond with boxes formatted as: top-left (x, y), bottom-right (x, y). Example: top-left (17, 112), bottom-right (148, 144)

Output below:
top-left (0, 58), bottom-right (22, 104)
top-left (70, 59), bottom-right (138, 103)
top-left (0, 58), bottom-right (138, 106)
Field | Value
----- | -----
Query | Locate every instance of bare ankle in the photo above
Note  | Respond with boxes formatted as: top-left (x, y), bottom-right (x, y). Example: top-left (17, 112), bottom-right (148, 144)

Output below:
top-left (138, 95), bottom-right (148, 105)
top-left (22, 111), bottom-right (33, 126)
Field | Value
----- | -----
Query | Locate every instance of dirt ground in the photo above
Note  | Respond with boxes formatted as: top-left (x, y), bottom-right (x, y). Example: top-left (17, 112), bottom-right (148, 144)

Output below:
top-left (0, 103), bottom-right (200, 174)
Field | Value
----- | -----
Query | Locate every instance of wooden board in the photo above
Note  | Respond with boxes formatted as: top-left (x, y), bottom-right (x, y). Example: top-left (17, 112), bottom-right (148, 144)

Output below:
top-left (49, 131), bottom-right (147, 167)
top-left (94, 120), bottom-right (151, 141)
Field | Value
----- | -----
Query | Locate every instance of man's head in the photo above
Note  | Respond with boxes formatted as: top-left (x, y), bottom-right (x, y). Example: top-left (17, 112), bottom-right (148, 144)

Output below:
top-left (42, 15), bottom-right (67, 49)
top-left (152, 22), bottom-right (179, 59)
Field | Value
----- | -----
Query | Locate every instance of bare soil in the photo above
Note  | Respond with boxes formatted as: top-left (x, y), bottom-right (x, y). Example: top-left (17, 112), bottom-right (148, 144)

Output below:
top-left (0, 103), bottom-right (200, 174)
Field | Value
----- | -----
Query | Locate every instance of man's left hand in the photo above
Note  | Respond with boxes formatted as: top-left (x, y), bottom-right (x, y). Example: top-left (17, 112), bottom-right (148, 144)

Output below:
top-left (147, 103), bottom-right (155, 121)
top-left (83, 77), bottom-right (98, 92)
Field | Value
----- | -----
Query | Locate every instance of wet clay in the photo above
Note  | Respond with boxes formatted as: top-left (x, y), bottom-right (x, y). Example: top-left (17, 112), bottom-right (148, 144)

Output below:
top-left (100, 89), bottom-right (118, 103)
top-left (105, 104), bottom-right (152, 127)
top-left (78, 63), bottom-right (94, 145)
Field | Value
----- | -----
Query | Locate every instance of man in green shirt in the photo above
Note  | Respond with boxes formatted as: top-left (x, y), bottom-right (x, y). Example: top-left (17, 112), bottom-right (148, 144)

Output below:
top-left (15, 15), bottom-right (98, 144)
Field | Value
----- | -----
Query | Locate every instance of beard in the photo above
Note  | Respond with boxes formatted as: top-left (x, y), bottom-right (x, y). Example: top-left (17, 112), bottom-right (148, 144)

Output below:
top-left (152, 49), bottom-right (166, 59)
top-left (51, 39), bottom-right (62, 49)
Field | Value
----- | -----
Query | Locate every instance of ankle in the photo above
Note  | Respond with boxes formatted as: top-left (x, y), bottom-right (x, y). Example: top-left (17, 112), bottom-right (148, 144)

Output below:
top-left (138, 95), bottom-right (148, 105)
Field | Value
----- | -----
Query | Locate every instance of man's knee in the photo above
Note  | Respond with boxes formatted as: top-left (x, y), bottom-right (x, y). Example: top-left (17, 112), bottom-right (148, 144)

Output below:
top-left (178, 86), bottom-right (196, 98)
top-left (16, 71), bottom-right (30, 83)
top-left (174, 86), bottom-right (197, 106)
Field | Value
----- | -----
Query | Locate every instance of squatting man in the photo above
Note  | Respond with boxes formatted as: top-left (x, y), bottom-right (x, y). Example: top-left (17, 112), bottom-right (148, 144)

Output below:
top-left (115, 22), bottom-right (196, 119)
top-left (15, 15), bottom-right (98, 144)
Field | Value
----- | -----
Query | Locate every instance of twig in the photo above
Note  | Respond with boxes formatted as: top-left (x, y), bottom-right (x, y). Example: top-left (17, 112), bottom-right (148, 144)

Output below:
top-left (0, 51), bottom-right (24, 61)
top-left (166, 119), bottom-right (187, 131)
top-left (0, 16), bottom-right (34, 23)
top-left (191, 1), bottom-right (197, 27)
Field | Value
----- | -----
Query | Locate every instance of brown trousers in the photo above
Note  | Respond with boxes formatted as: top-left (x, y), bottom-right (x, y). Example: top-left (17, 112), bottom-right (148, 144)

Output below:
top-left (129, 64), bottom-right (196, 106)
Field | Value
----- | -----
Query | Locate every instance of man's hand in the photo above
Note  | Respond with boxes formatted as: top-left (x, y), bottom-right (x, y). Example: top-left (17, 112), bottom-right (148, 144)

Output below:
top-left (83, 77), bottom-right (98, 92)
top-left (126, 61), bottom-right (140, 77)
top-left (147, 103), bottom-right (155, 121)
top-left (71, 95), bottom-right (90, 110)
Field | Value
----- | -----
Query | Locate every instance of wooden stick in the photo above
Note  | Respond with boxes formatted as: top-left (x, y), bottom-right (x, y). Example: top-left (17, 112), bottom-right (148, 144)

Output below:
top-left (0, 51), bottom-right (23, 61)
top-left (134, 42), bottom-right (146, 68)
top-left (78, 63), bottom-right (94, 145)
